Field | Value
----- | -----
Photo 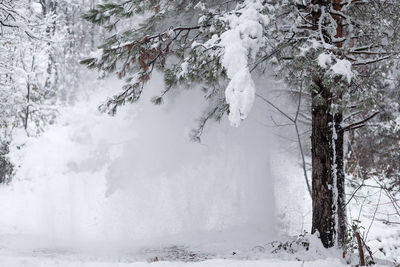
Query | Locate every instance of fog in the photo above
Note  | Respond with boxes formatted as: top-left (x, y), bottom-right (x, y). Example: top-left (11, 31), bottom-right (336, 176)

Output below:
top-left (0, 74), bottom-right (307, 254)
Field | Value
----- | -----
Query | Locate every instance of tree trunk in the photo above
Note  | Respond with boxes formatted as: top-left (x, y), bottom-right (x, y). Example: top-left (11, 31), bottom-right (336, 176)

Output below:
top-left (0, 142), bottom-right (13, 184)
top-left (335, 112), bottom-right (347, 247)
top-left (310, 0), bottom-right (346, 248)
top-left (331, 0), bottom-right (347, 247)
top-left (311, 82), bottom-right (346, 248)
top-left (42, 0), bottom-right (57, 90)
top-left (311, 82), bottom-right (334, 248)
top-left (24, 83), bottom-right (30, 131)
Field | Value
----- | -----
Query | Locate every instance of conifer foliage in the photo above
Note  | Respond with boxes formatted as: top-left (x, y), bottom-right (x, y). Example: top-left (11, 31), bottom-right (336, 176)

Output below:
top-left (81, 0), bottom-right (271, 129)
top-left (83, 0), bottom-right (400, 248)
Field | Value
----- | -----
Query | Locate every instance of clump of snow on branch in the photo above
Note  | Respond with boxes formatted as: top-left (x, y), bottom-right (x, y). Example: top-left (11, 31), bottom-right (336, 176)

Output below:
top-left (317, 52), bottom-right (353, 83)
top-left (330, 59), bottom-right (353, 83)
top-left (317, 53), bottom-right (332, 69)
top-left (219, 0), bottom-right (270, 126)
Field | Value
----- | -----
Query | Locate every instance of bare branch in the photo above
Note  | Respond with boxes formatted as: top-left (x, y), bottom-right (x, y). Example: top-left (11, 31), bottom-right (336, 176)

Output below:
top-left (341, 112), bottom-right (379, 132)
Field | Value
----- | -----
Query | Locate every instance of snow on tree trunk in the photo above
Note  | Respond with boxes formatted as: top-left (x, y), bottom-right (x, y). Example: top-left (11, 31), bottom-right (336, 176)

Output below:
top-left (311, 81), bottom-right (334, 247)
top-left (335, 112), bottom-right (346, 247)
top-left (311, 0), bottom-right (346, 248)
top-left (311, 81), bottom-right (346, 248)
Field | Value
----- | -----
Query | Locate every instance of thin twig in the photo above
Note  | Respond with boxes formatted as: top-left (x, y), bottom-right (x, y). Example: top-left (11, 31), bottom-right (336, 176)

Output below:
top-left (364, 188), bottom-right (382, 241)
top-left (255, 92), bottom-right (312, 197)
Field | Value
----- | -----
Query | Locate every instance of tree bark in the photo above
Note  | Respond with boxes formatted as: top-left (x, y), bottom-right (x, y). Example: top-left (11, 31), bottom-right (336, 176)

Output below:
top-left (24, 83), bottom-right (30, 131)
top-left (331, 0), bottom-right (347, 247)
top-left (335, 112), bottom-right (346, 247)
top-left (310, 0), bottom-right (346, 248)
top-left (311, 83), bottom-right (346, 248)
top-left (0, 142), bottom-right (13, 184)
top-left (311, 82), bottom-right (333, 247)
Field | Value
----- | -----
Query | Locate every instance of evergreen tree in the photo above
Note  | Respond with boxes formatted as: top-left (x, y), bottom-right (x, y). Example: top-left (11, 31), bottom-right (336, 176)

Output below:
top-left (82, 0), bottom-right (400, 248)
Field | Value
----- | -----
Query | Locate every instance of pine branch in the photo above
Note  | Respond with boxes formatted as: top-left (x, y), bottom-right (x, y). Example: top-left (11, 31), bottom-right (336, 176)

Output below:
top-left (341, 112), bottom-right (379, 132)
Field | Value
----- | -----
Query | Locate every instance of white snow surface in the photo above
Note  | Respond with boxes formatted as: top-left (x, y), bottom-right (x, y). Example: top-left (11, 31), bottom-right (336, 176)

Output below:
top-left (0, 256), bottom-right (360, 267)
top-left (318, 53), bottom-right (353, 83)
top-left (317, 53), bottom-right (332, 69)
top-left (220, 0), bottom-right (269, 127)
top-left (330, 59), bottom-right (353, 83)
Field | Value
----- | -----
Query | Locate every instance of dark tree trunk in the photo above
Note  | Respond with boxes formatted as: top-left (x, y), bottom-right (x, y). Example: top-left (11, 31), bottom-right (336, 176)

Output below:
top-left (311, 82), bottom-right (334, 248)
top-left (335, 112), bottom-right (347, 247)
top-left (24, 83), bottom-right (30, 131)
top-left (0, 142), bottom-right (13, 184)
top-left (310, 0), bottom-right (346, 248)
top-left (311, 82), bottom-right (346, 248)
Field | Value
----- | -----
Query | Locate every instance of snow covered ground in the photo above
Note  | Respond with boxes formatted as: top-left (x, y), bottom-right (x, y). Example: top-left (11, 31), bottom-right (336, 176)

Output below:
top-left (0, 255), bottom-right (358, 267)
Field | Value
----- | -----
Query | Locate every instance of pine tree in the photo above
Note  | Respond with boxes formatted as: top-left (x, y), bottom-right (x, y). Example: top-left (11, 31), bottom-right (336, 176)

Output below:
top-left (82, 0), bottom-right (400, 248)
